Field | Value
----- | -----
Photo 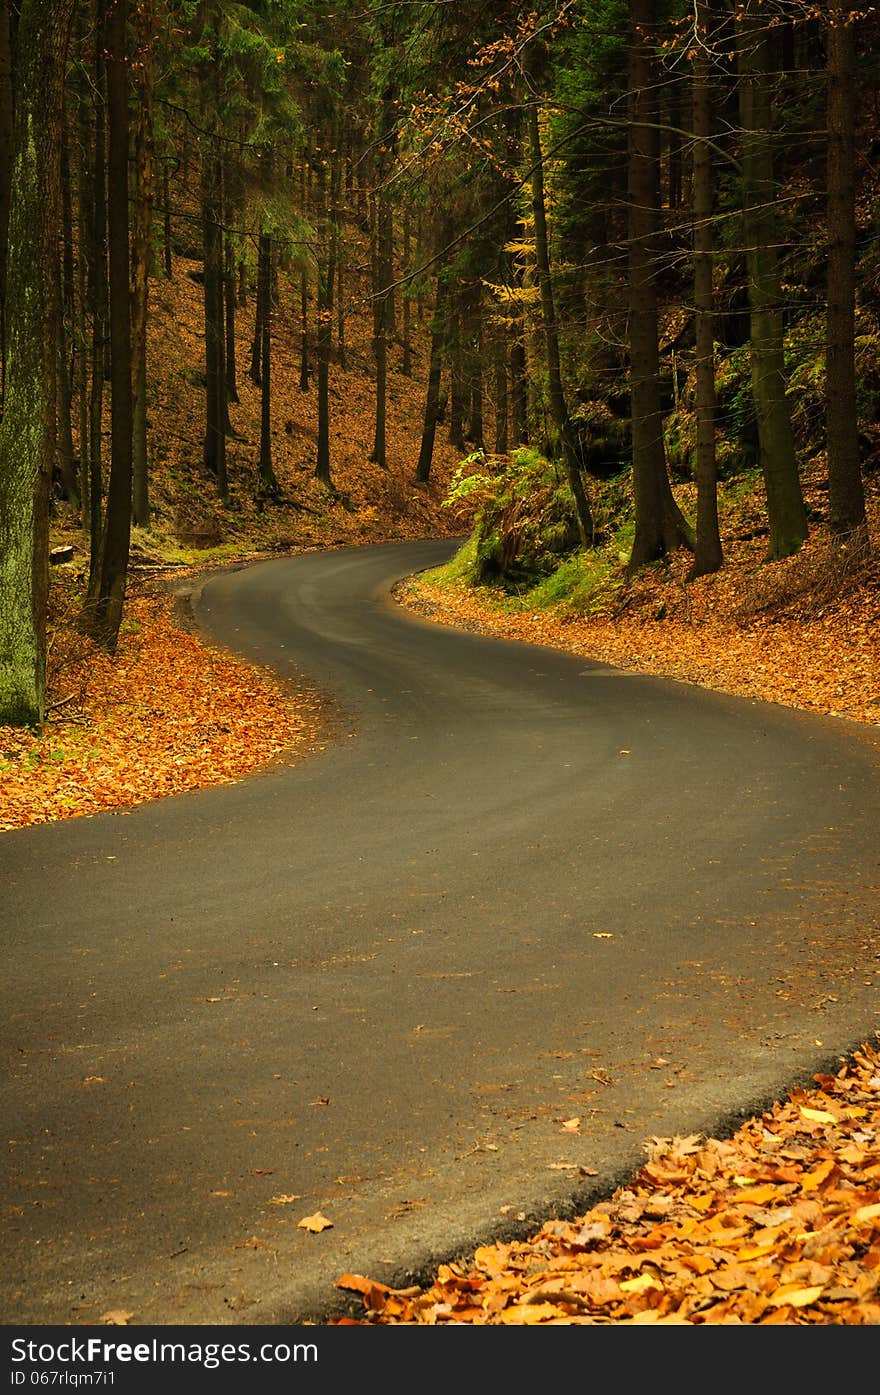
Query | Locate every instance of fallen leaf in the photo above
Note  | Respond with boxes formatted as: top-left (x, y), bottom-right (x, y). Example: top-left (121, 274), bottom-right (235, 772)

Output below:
top-left (767, 1285), bottom-right (826, 1308)
top-left (99, 1310), bottom-right (133, 1326)
top-left (268, 1194), bottom-right (302, 1206)
top-left (298, 1211), bottom-right (333, 1233)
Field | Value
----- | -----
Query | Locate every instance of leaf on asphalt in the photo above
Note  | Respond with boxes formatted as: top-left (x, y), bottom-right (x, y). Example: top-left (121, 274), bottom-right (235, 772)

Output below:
top-left (298, 1211), bottom-right (333, 1233)
top-left (560, 1117), bottom-right (581, 1133)
top-left (80, 1076), bottom-right (107, 1086)
top-left (268, 1194), bottom-right (302, 1205)
top-left (99, 1310), bottom-right (133, 1325)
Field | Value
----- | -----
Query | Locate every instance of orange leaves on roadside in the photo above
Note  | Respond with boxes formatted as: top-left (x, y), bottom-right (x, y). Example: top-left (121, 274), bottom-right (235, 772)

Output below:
top-left (334, 1041), bottom-right (880, 1326)
top-left (0, 592), bottom-right (316, 831)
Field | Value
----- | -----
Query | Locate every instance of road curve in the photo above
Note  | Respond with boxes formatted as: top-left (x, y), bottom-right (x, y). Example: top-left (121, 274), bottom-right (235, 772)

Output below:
top-left (1, 539), bottom-right (878, 1325)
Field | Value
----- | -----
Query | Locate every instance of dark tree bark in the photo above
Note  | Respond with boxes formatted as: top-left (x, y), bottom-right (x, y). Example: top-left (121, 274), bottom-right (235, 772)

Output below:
top-left (447, 299), bottom-right (466, 450)
top-left (626, 0), bottom-right (694, 570)
top-left (527, 99), bottom-right (594, 545)
top-left (509, 332), bottom-right (528, 448)
top-left (370, 105), bottom-right (394, 469)
top-left (401, 205), bottom-right (412, 376)
top-left (130, 0), bottom-right (155, 528)
top-left (0, 0), bottom-right (74, 722)
top-left (162, 159), bottom-right (172, 279)
top-left (415, 272), bottom-right (447, 484)
top-left (494, 330), bottom-right (509, 455)
top-left (257, 230), bottom-right (279, 501)
top-left (826, 0), bottom-right (868, 552)
top-left (690, 0), bottom-right (723, 578)
top-left (315, 151), bottom-right (336, 490)
top-left (0, 0), bottom-right (15, 396)
top-left (736, 4), bottom-right (808, 559)
top-left (85, 0), bottom-right (108, 593)
top-left (201, 141), bottom-right (227, 499)
top-left (55, 106), bottom-right (79, 508)
top-left (87, 0), bottom-right (132, 650)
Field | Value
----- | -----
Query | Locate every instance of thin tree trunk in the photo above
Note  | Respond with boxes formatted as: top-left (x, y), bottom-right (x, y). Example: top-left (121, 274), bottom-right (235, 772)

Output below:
top-left (86, 0), bottom-right (131, 651)
top-left (626, 0), bottom-right (694, 570)
top-left (201, 138), bottom-right (227, 497)
top-left (737, 5), bottom-right (807, 559)
top-left (826, 0), bottom-right (868, 551)
top-left (130, 0), bottom-right (155, 528)
top-left (162, 159), bottom-right (172, 278)
top-left (448, 300), bottom-right (466, 450)
top-left (690, 0), bottom-right (722, 578)
top-left (510, 329), bottom-right (528, 447)
top-left (86, 0), bottom-right (107, 595)
top-left (494, 330), bottom-right (509, 455)
top-left (56, 108), bottom-right (79, 506)
top-left (415, 272), bottom-right (447, 484)
top-left (401, 205), bottom-right (412, 376)
top-left (257, 230), bottom-right (278, 501)
top-left (315, 154), bottom-right (336, 489)
top-left (527, 100), bottom-right (594, 545)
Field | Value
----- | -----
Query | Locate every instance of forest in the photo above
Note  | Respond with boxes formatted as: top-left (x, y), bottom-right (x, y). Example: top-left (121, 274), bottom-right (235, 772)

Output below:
top-left (0, 0), bottom-right (876, 737)
top-left (1, 0), bottom-right (880, 1339)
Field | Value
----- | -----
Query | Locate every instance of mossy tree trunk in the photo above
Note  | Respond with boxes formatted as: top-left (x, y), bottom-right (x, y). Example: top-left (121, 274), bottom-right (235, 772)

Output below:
top-left (826, 0), bottom-right (868, 552)
top-left (0, 0), bottom-right (75, 724)
top-left (626, 0), bottom-right (694, 571)
top-left (736, 5), bottom-right (807, 560)
top-left (527, 100), bottom-right (594, 546)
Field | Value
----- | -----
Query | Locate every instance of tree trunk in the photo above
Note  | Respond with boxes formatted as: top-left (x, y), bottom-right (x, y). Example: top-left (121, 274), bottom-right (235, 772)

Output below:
top-left (494, 330), bottom-right (509, 455)
top-left (737, 6), bottom-right (807, 559)
top-left (415, 272), bottom-right (447, 484)
top-left (527, 100), bottom-right (594, 545)
top-left (626, 0), bottom-right (694, 570)
top-left (401, 206), bottom-right (412, 376)
top-left (370, 94), bottom-right (394, 468)
top-left (87, 0), bottom-right (132, 651)
top-left (0, 0), bottom-right (15, 397)
top-left (162, 159), bottom-right (172, 278)
top-left (826, 0), bottom-right (868, 552)
top-left (315, 154), bottom-right (336, 490)
top-left (0, 0), bottom-right (74, 722)
top-left (257, 230), bottom-right (278, 501)
top-left (690, 0), bottom-right (722, 578)
top-left (448, 300), bottom-right (466, 450)
top-left (201, 141), bottom-right (227, 499)
top-left (510, 333), bottom-right (528, 447)
top-left (130, 0), bottom-right (155, 528)
top-left (86, 0), bottom-right (108, 595)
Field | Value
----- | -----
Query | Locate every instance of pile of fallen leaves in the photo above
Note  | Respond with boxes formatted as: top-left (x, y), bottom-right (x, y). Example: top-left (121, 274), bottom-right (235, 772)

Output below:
top-left (0, 585), bottom-right (317, 831)
top-left (335, 1041), bottom-right (880, 1325)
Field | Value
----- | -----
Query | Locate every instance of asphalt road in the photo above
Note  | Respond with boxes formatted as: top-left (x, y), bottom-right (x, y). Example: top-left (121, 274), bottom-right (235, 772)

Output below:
top-left (2, 538), bottom-right (879, 1326)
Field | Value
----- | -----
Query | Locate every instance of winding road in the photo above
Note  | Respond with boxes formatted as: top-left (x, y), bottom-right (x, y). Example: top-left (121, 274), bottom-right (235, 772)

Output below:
top-left (2, 538), bottom-right (878, 1325)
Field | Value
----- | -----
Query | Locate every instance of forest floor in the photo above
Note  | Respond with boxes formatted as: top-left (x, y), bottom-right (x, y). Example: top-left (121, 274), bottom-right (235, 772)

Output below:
top-left (2, 247), bottom-right (879, 1323)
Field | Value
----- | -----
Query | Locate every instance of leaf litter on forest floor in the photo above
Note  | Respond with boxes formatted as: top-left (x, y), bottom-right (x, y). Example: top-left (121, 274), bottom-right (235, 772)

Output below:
top-left (335, 1040), bottom-right (880, 1325)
